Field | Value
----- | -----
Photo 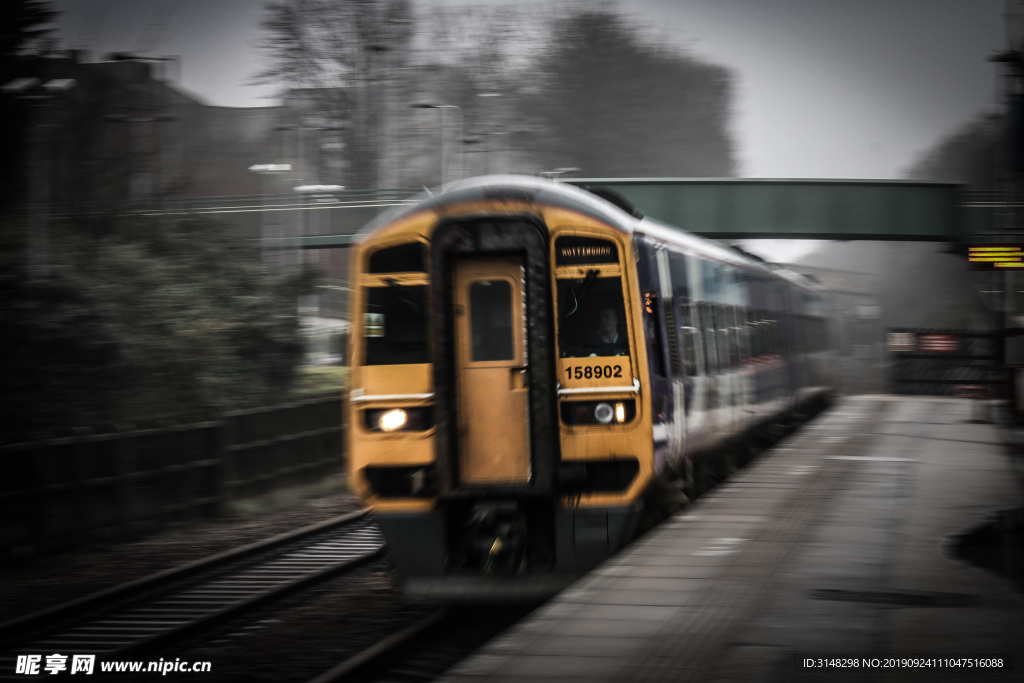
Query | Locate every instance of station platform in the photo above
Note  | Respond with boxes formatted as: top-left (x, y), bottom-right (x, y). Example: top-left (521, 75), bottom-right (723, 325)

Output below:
top-left (440, 396), bottom-right (1024, 682)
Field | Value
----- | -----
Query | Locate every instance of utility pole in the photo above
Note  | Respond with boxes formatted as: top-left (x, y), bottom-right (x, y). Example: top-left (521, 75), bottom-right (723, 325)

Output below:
top-left (2, 77), bottom-right (76, 279)
top-left (987, 0), bottom-right (1024, 410)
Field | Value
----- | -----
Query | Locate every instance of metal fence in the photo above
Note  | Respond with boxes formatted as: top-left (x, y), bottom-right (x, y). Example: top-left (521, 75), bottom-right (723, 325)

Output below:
top-left (0, 394), bottom-right (344, 559)
top-left (888, 329), bottom-right (999, 396)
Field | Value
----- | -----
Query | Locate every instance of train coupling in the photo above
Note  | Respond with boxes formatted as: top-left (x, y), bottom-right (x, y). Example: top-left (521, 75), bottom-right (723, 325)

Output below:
top-left (464, 501), bottom-right (529, 574)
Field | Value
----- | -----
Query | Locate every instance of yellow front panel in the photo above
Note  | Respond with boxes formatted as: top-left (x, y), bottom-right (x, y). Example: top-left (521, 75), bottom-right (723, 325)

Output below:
top-left (347, 213), bottom-right (437, 512)
top-left (547, 221), bottom-right (655, 508)
top-left (356, 364), bottom-right (432, 398)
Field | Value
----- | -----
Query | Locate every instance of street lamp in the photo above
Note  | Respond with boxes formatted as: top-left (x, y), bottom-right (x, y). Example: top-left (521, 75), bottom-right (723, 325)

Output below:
top-left (292, 184), bottom-right (345, 318)
top-left (540, 167), bottom-right (581, 179)
top-left (293, 184), bottom-right (345, 268)
top-left (410, 103), bottom-right (463, 185)
top-left (366, 43), bottom-right (393, 188)
top-left (249, 163), bottom-right (292, 270)
top-left (477, 93), bottom-right (502, 174)
top-left (274, 122), bottom-right (346, 273)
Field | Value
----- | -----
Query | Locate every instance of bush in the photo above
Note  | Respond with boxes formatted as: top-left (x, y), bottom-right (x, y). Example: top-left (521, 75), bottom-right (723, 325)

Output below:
top-left (0, 213), bottom-right (311, 438)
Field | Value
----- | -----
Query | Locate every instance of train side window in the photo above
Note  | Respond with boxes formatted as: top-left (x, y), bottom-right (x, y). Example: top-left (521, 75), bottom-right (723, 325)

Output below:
top-left (645, 291), bottom-right (667, 379)
top-left (736, 307), bottom-right (750, 364)
top-left (720, 306), bottom-right (737, 369)
top-left (676, 300), bottom-right (699, 376)
top-left (363, 285), bottom-right (429, 365)
top-left (700, 302), bottom-right (718, 373)
top-left (668, 251), bottom-right (690, 301)
top-left (668, 252), bottom-right (695, 375)
top-left (469, 280), bottom-right (514, 361)
top-left (753, 311), bottom-right (766, 358)
top-left (725, 309), bottom-right (735, 368)
top-left (730, 306), bottom-right (743, 368)
top-left (702, 260), bottom-right (720, 303)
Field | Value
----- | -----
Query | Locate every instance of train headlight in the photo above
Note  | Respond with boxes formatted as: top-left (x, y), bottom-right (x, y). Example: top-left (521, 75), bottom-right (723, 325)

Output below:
top-left (593, 402), bottom-right (614, 424)
top-left (560, 399), bottom-right (636, 425)
top-left (378, 409), bottom-right (408, 432)
top-left (364, 407), bottom-right (435, 432)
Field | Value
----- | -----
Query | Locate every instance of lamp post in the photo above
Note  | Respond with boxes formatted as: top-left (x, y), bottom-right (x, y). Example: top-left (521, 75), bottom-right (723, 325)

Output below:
top-left (275, 122), bottom-right (345, 272)
top-left (366, 43), bottom-right (392, 188)
top-left (293, 183), bottom-right (345, 264)
top-left (410, 103), bottom-right (463, 185)
top-left (988, 0), bottom-right (1024, 398)
top-left (477, 92), bottom-right (501, 174)
top-left (249, 163), bottom-right (292, 270)
top-left (540, 167), bottom-right (581, 179)
top-left (293, 184), bottom-right (345, 318)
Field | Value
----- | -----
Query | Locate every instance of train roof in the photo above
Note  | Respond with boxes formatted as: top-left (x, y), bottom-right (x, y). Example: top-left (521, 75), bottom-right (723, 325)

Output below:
top-left (355, 174), bottom-right (634, 239)
top-left (356, 174), bottom-right (825, 293)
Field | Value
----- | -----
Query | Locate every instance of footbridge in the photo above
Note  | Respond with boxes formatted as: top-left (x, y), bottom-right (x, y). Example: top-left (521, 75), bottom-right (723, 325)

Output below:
top-left (183, 178), bottom-right (1005, 250)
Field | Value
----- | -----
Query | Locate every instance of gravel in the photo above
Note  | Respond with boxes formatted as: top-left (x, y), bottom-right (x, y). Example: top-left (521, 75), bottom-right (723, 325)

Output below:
top-left (0, 484), bottom-right (507, 682)
top-left (172, 561), bottom-right (437, 682)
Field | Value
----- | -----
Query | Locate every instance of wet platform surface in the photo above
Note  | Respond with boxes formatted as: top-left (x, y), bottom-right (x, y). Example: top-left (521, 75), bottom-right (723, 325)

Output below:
top-left (440, 396), bottom-right (1024, 682)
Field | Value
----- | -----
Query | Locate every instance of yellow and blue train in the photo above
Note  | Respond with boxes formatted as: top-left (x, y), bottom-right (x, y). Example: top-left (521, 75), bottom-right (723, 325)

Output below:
top-left (347, 175), bottom-right (834, 600)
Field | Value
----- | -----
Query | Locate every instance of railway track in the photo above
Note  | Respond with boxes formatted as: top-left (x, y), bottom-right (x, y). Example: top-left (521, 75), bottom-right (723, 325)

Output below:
top-left (0, 509), bottom-right (384, 671)
top-left (309, 604), bottom-right (537, 683)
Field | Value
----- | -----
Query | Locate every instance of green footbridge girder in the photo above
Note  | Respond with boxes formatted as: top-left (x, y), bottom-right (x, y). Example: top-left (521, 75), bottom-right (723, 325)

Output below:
top-left (564, 178), bottom-right (962, 241)
top-left (261, 178), bottom-right (981, 249)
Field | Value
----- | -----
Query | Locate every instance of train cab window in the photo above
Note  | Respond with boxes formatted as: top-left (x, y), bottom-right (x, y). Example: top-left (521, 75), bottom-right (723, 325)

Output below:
top-left (368, 243), bottom-right (425, 273)
top-left (363, 285), bottom-right (429, 365)
top-left (469, 280), bottom-right (514, 361)
top-left (556, 276), bottom-right (629, 358)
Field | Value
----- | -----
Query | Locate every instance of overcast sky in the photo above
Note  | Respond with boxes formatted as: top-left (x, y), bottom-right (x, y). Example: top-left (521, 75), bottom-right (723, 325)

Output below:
top-left (52, 0), bottom-right (1004, 183)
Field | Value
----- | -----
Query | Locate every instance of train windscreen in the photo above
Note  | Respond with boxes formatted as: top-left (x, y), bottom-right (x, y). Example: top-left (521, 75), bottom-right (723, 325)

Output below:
top-left (556, 276), bottom-right (629, 358)
top-left (363, 285), bottom-right (429, 365)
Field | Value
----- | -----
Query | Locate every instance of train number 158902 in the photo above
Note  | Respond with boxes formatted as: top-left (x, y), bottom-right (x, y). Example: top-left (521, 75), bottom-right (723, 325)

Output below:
top-left (565, 365), bottom-right (623, 380)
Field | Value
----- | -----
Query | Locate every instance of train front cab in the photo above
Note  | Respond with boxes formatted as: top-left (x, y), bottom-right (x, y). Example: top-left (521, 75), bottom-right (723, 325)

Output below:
top-left (348, 207), bottom-right (657, 601)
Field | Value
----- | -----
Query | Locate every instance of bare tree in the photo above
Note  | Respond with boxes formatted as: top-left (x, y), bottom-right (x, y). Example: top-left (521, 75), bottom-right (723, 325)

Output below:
top-left (519, 9), bottom-right (737, 178)
top-left (903, 112), bottom-right (1002, 189)
top-left (400, 6), bottom-right (541, 180)
top-left (422, 5), bottom-right (538, 94)
top-left (255, 0), bottom-right (414, 189)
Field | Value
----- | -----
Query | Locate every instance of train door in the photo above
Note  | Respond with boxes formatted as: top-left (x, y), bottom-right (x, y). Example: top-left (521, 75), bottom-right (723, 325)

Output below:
top-left (452, 255), bottom-right (531, 484)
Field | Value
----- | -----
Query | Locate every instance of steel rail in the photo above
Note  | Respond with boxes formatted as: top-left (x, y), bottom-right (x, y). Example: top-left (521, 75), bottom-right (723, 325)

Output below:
top-left (0, 509), bottom-right (377, 649)
top-left (307, 609), bottom-right (448, 683)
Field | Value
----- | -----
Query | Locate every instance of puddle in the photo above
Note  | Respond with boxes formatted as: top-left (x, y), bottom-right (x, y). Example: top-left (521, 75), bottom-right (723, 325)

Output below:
top-left (953, 508), bottom-right (1024, 592)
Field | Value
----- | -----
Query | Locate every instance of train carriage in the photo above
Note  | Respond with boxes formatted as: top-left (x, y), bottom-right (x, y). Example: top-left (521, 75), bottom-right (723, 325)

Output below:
top-left (346, 175), bottom-right (833, 601)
